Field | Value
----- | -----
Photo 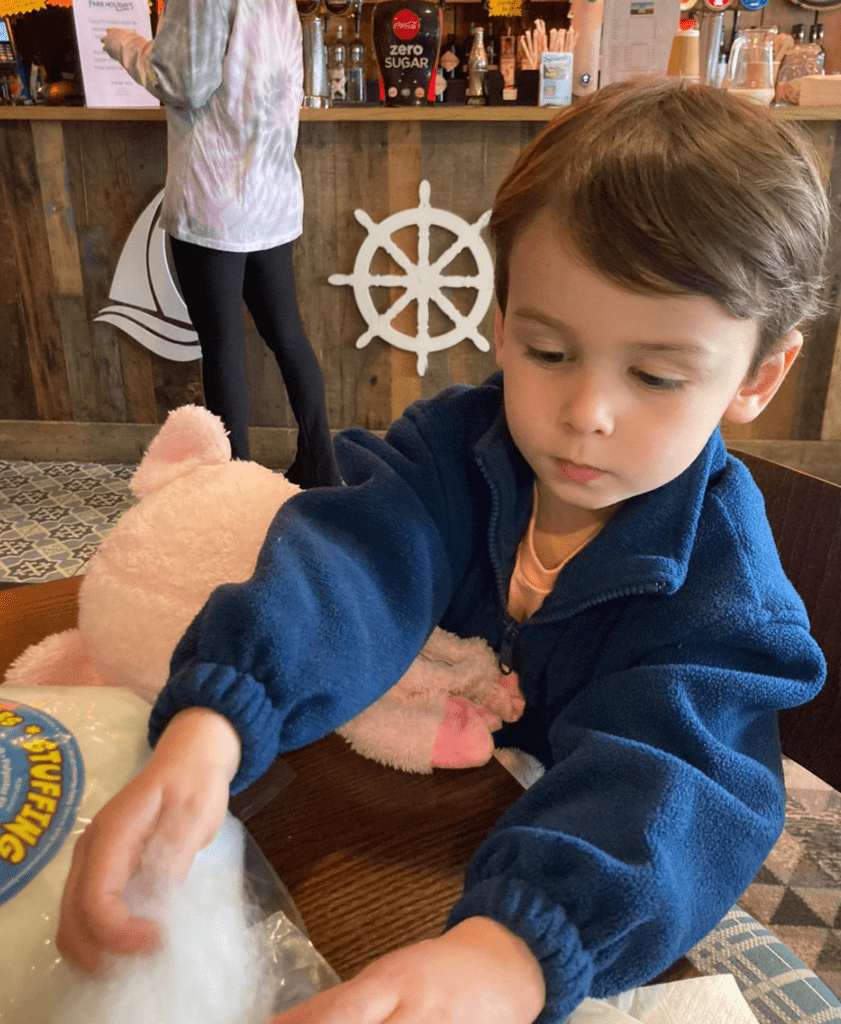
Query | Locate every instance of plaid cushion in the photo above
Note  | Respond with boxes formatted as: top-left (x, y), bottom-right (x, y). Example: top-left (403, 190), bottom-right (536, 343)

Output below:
top-left (688, 907), bottom-right (841, 1024)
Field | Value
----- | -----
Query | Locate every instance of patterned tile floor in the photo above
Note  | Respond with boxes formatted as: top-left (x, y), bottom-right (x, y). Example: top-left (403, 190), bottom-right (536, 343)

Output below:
top-left (0, 459), bottom-right (137, 587)
top-left (2, 458), bottom-right (840, 1001)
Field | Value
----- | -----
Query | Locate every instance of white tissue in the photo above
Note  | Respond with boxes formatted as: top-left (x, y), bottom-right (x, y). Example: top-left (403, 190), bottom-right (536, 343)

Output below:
top-left (569, 974), bottom-right (759, 1024)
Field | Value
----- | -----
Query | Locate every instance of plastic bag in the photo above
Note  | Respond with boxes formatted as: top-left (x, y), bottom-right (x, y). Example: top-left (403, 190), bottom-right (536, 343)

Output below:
top-left (0, 686), bottom-right (338, 1024)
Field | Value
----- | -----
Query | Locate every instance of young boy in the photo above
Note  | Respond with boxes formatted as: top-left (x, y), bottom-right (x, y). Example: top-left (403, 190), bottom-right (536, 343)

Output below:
top-left (58, 79), bottom-right (829, 1024)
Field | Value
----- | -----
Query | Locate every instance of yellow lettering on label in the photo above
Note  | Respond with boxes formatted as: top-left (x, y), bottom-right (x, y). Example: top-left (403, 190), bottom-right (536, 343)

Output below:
top-left (2, 814), bottom-right (41, 847)
top-left (27, 792), bottom-right (58, 815)
top-left (0, 710), bottom-right (23, 727)
top-left (21, 738), bottom-right (57, 754)
top-left (29, 779), bottom-right (61, 798)
top-left (0, 731), bottom-right (65, 865)
top-left (19, 803), bottom-right (51, 829)
top-left (30, 763), bottom-right (61, 783)
top-left (0, 833), bottom-right (25, 864)
top-left (27, 750), bottom-right (62, 764)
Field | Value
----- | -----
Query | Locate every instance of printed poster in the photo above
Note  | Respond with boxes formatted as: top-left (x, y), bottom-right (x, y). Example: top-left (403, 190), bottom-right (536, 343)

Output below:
top-left (600, 0), bottom-right (681, 86)
top-left (72, 0), bottom-right (159, 107)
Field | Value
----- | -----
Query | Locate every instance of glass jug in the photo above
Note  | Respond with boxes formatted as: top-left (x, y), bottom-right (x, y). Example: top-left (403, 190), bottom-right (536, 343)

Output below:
top-left (724, 28), bottom-right (775, 106)
top-left (775, 37), bottom-right (825, 105)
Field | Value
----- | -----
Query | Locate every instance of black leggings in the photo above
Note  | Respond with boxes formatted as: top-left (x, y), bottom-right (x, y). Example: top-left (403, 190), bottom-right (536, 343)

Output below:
top-left (169, 236), bottom-right (341, 487)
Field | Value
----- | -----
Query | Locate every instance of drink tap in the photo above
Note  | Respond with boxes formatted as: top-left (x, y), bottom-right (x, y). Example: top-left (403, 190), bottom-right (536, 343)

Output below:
top-left (298, 0), bottom-right (330, 108)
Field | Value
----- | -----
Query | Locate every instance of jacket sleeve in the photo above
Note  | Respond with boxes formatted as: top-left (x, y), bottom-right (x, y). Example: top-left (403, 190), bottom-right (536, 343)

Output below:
top-left (104, 0), bottom-right (231, 108)
top-left (149, 403), bottom-right (476, 793)
top-left (447, 611), bottom-right (825, 1023)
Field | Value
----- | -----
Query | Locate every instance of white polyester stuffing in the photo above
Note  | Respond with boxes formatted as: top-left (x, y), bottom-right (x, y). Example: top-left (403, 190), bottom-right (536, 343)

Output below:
top-left (0, 688), bottom-right (273, 1024)
top-left (52, 814), bottom-right (274, 1024)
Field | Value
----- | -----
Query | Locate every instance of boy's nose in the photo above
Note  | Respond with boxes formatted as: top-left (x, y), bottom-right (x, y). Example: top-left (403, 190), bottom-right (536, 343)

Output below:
top-left (558, 375), bottom-right (615, 436)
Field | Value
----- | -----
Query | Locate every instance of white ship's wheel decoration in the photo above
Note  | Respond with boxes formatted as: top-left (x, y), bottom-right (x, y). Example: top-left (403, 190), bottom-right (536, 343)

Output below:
top-left (329, 181), bottom-right (493, 376)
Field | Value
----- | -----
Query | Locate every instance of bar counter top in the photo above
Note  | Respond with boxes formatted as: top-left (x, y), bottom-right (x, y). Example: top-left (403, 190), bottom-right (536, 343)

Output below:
top-left (1, 101), bottom-right (839, 121)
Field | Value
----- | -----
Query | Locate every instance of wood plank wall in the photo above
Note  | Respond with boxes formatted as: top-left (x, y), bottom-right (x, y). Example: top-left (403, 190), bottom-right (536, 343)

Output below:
top-left (1, 105), bottom-right (839, 470)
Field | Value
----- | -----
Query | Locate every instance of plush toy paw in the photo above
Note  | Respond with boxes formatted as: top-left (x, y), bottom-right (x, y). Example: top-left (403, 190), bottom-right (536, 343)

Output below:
top-left (430, 695), bottom-right (497, 769)
top-left (479, 672), bottom-right (526, 726)
top-left (428, 675), bottom-right (526, 770)
top-left (337, 628), bottom-right (526, 773)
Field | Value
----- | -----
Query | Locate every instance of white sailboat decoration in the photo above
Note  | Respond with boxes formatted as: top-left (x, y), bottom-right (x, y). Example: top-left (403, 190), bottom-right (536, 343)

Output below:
top-left (95, 191), bottom-right (201, 362)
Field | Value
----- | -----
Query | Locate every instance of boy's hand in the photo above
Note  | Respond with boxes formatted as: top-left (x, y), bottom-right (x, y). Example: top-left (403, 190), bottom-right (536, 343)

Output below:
top-left (56, 707), bottom-right (241, 973)
top-left (271, 917), bottom-right (545, 1024)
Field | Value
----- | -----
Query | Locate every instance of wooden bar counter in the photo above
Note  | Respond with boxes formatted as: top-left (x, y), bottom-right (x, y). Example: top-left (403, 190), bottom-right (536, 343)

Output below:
top-left (1, 102), bottom-right (840, 472)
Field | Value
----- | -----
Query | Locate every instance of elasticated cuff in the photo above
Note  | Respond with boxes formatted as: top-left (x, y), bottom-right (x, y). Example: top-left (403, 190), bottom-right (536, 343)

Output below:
top-left (447, 875), bottom-right (594, 1024)
top-left (149, 661), bottom-right (284, 794)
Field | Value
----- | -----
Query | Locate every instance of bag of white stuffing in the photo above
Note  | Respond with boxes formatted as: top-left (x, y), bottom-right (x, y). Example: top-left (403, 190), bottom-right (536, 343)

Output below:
top-left (0, 686), bottom-right (338, 1024)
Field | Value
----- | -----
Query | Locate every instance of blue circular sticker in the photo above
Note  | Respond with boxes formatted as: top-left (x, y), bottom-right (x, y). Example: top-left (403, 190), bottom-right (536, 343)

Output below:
top-left (0, 700), bottom-right (85, 906)
top-left (738, 0), bottom-right (770, 8)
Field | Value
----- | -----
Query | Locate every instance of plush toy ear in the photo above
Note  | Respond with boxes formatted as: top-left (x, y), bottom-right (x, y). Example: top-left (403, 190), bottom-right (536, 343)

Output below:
top-left (131, 406), bottom-right (232, 498)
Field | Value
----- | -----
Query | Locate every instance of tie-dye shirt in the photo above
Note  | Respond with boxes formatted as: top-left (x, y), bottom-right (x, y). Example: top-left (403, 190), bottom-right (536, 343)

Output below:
top-left (105, 0), bottom-right (304, 252)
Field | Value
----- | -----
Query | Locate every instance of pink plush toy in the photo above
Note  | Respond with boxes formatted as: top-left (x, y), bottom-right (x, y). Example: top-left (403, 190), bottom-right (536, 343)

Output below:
top-left (4, 406), bottom-right (524, 773)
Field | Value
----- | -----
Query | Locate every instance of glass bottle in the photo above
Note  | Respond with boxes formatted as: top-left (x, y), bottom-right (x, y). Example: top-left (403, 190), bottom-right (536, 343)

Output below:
top-left (486, 36), bottom-right (497, 73)
top-left (435, 33), bottom-right (459, 104)
top-left (329, 23), bottom-right (347, 103)
top-left (439, 33), bottom-right (463, 80)
top-left (347, 36), bottom-right (366, 102)
top-left (775, 23), bottom-right (824, 104)
top-left (808, 23), bottom-right (826, 70)
top-left (467, 26), bottom-right (488, 103)
top-left (461, 24), bottom-right (474, 78)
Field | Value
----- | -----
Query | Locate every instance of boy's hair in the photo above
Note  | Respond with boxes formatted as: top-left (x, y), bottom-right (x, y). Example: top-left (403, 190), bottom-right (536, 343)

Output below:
top-left (490, 78), bottom-right (830, 377)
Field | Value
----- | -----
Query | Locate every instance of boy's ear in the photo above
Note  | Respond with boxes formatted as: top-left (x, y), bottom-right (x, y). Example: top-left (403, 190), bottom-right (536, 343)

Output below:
top-left (723, 331), bottom-right (803, 425)
top-left (493, 306), bottom-right (505, 368)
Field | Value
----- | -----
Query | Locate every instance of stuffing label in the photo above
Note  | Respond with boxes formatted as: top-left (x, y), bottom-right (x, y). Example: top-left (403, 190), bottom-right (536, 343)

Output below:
top-left (0, 701), bottom-right (84, 905)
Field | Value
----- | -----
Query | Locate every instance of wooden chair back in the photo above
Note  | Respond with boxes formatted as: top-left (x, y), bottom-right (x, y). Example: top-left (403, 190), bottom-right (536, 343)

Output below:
top-left (735, 451), bottom-right (841, 793)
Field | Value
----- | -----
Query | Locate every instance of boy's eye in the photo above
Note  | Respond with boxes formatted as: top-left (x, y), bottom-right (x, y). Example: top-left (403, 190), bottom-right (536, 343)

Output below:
top-left (633, 369), bottom-right (684, 391)
top-left (525, 346), bottom-right (568, 366)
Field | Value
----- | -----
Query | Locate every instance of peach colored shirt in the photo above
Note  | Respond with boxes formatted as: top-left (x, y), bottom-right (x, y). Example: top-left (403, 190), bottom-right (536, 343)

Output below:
top-left (508, 489), bottom-right (604, 622)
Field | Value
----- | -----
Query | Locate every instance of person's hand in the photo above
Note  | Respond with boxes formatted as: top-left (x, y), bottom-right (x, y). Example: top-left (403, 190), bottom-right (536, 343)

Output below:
top-left (56, 707), bottom-right (241, 973)
top-left (101, 27), bottom-right (134, 60)
top-left (271, 917), bottom-right (546, 1024)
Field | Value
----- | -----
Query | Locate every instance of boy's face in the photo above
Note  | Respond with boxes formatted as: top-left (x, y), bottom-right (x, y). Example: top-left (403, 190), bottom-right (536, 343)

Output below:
top-left (494, 212), bottom-right (798, 523)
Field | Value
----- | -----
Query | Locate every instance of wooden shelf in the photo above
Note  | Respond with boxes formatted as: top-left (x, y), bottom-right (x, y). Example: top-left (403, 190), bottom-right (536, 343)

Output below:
top-left (1, 102), bottom-right (839, 122)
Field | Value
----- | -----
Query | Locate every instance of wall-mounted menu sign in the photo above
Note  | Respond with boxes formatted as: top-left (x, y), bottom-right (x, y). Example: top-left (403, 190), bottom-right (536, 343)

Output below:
top-left (72, 0), bottom-right (159, 107)
top-left (600, 0), bottom-right (681, 86)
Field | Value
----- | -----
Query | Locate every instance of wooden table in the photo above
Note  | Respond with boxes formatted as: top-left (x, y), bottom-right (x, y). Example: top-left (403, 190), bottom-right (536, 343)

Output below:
top-left (1, 576), bottom-right (702, 988)
top-left (0, 575), bottom-right (524, 979)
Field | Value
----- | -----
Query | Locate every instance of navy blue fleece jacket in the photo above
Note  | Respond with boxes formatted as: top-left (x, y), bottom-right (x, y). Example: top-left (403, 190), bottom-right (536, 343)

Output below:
top-left (150, 373), bottom-right (825, 1022)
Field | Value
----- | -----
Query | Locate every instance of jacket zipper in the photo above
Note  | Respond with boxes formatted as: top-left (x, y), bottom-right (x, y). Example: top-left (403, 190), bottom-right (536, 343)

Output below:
top-left (495, 581), bottom-right (667, 675)
top-left (498, 616), bottom-right (517, 674)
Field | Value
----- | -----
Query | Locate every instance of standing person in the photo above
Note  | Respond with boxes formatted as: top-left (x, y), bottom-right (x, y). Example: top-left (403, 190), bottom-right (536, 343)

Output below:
top-left (102, 0), bottom-right (341, 487)
top-left (58, 80), bottom-right (829, 1024)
